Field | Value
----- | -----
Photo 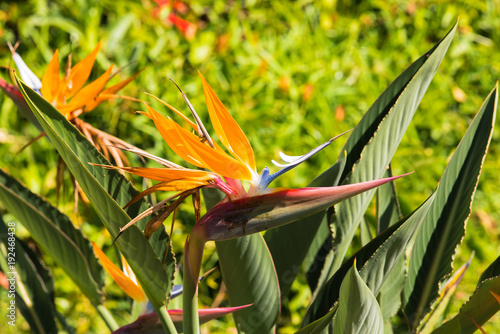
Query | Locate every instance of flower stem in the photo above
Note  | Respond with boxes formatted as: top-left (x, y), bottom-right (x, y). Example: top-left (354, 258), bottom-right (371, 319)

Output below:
top-left (183, 270), bottom-right (200, 334)
top-left (183, 236), bottom-right (205, 334)
top-left (158, 304), bottom-right (179, 333)
top-left (96, 304), bottom-right (118, 331)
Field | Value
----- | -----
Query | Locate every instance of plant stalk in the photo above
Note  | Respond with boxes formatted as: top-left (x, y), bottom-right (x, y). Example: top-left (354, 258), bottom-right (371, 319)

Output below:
top-left (158, 304), bottom-right (179, 334)
top-left (96, 304), bottom-right (119, 331)
top-left (183, 236), bottom-right (204, 334)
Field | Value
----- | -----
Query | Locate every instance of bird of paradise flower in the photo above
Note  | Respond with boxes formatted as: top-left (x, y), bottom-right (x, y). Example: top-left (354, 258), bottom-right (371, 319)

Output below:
top-left (94, 72), bottom-right (408, 273)
top-left (97, 73), bottom-right (406, 237)
top-left (3, 41), bottom-right (141, 164)
top-left (94, 72), bottom-right (408, 331)
top-left (1, 41), bottom-right (146, 207)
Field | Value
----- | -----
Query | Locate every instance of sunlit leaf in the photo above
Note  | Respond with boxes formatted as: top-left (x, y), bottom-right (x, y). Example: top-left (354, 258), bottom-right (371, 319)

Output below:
top-left (16, 79), bottom-right (175, 311)
top-left (0, 168), bottom-right (103, 305)
top-left (332, 261), bottom-right (384, 334)
top-left (403, 84), bottom-right (498, 329)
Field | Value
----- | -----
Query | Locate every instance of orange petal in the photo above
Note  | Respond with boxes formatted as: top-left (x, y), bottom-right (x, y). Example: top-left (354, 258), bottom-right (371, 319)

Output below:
top-left (59, 65), bottom-right (113, 115)
top-left (146, 93), bottom-right (197, 130)
top-left (101, 70), bottom-right (141, 96)
top-left (128, 180), bottom-right (206, 205)
top-left (145, 103), bottom-right (210, 167)
top-left (91, 241), bottom-right (146, 302)
top-left (146, 105), bottom-right (253, 180)
top-left (41, 49), bottom-right (60, 103)
top-left (199, 72), bottom-right (256, 172)
top-left (102, 166), bottom-right (216, 183)
top-left (137, 110), bottom-right (152, 119)
top-left (64, 41), bottom-right (102, 99)
top-left (121, 255), bottom-right (139, 287)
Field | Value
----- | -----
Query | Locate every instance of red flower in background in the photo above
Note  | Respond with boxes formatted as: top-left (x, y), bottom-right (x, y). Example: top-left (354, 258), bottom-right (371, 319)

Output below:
top-left (151, 0), bottom-right (197, 40)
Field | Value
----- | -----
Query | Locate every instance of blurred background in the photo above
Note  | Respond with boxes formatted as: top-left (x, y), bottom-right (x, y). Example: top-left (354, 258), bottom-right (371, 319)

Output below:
top-left (0, 0), bottom-right (499, 332)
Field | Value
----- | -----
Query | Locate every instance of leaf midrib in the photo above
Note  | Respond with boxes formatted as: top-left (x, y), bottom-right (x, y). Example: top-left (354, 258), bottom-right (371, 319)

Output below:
top-left (0, 180), bottom-right (100, 297)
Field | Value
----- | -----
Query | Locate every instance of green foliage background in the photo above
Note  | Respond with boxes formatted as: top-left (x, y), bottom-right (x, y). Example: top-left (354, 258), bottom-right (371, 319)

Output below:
top-left (0, 0), bottom-right (499, 332)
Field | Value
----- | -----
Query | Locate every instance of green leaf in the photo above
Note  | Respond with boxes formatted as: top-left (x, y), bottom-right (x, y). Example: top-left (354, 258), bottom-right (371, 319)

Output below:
top-left (217, 235), bottom-right (279, 334)
top-left (332, 261), bottom-right (384, 334)
top-left (0, 168), bottom-right (103, 305)
top-left (304, 212), bottom-right (332, 292)
top-left (478, 255), bottom-right (500, 285)
top-left (322, 20), bottom-right (458, 286)
top-left (265, 20), bottom-right (458, 300)
top-left (377, 166), bottom-right (402, 234)
top-left (420, 256), bottom-right (473, 334)
top-left (16, 79), bottom-right (175, 310)
top-left (403, 84), bottom-right (498, 329)
top-left (0, 213), bottom-right (58, 334)
top-left (264, 159), bottom-right (344, 299)
top-left (303, 192), bottom-right (435, 326)
top-left (359, 218), bottom-right (372, 246)
top-left (376, 166), bottom-right (405, 327)
top-left (294, 306), bottom-right (338, 334)
top-left (432, 276), bottom-right (500, 334)
top-left (203, 188), bottom-right (280, 334)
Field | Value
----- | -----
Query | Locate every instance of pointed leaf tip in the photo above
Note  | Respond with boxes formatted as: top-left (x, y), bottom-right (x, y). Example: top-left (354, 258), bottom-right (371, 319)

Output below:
top-left (196, 173), bottom-right (410, 242)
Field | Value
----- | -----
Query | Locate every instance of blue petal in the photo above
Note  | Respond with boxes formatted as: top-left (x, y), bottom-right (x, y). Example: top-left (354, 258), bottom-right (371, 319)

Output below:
top-left (169, 273), bottom-right (207, 300)
top-left (171, 284), bottom-right (184, 299)
top-left (256, 166), bottom-right (271, 193)
top-left (259, 130), bottom-right (350, 189)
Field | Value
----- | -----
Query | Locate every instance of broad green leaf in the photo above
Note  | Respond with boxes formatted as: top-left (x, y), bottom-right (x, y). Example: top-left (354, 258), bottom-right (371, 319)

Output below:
top-left (420, 256), bottom-right (473, 334)
top-left (203, 188), bottom-right (280, 334)
top-left (376, 166), bottom-right (405, 329)
top-left (332, 261), bottom-right (384, 334)
top-left (359, 218), bottom-right (372, 246)
top-left (303, 192), bottom-right (435, 326)
top-left (478, 255), bottom-right (500, 285)
top-left (432, 276), bottom-right (500, 334)
top-left (294, 306), bottom-right (338, 334)
top-left (216, 235), bottom-right (279, 334)
top-left (0, 168), bottom-right (103, 305)
top-left (265, 20), bottom-right (457, 300)
top-left (322, 20), bottom-right (458, 286)
top-left (403, 84), bottom-right (498, 329)
top-left (0, 214), bottom-right (58, 334)
top-left (377, 166), bottom-right (402, 234)
top-left (300, 163), bottom-right (344, 295)
top-left (16, 79), bottom-right (175, 310)
top-left (265, 160), bottom-right (344, 299)
top-left (304, 213), bottom-right (332, 293)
